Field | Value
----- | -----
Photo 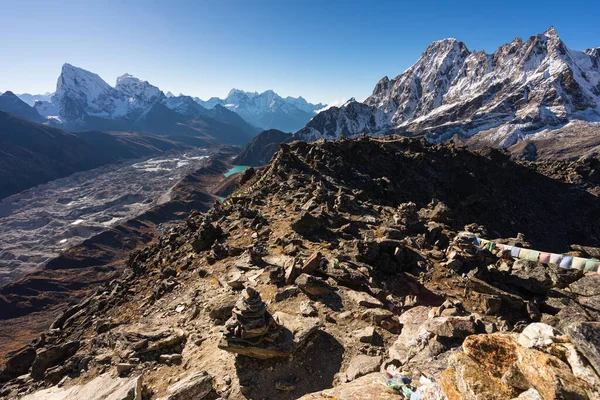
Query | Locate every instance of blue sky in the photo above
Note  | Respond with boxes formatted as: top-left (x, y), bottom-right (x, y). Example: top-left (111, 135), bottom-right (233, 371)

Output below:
top-left (0, 0), bottom-right (599, 105)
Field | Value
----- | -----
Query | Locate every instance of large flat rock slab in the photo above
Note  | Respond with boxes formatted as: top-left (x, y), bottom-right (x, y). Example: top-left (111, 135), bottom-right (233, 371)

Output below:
top-left (21, 374), bottom-right (142, 400)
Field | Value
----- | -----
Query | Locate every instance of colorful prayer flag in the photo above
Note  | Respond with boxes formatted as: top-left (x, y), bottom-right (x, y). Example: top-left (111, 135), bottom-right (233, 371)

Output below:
top-left (584, 259), bottom-right (599, 273)
top-left (527, 250), bottom-right (540, 262)
top-left (572, 257), bottom-right (587, 270)
top-left (560, 256), bottom-right (573, 269)
top-left (539, 252), bottom-right (551, 264)
top-left (511, 247), bottom-right (521, 258)
top-left (549, 253), bottom-right (563, 265)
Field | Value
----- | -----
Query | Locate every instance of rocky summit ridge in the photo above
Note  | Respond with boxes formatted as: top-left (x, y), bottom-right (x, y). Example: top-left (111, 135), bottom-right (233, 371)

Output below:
top-left (1, 137), bottom-right (600, 400)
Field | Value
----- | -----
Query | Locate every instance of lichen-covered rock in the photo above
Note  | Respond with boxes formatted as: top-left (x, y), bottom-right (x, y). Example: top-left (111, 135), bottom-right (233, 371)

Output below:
top-left (297, 373), bottom-right (403, 400)
top-left (441, 352), bottom-right (517, 400)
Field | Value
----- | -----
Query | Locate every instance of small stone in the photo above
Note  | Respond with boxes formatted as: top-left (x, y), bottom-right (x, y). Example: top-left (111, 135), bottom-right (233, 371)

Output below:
top-left (159, 354), bottom-right (182, 365)
top-left (346, 290), bottom-right (383, 308)
top-left (338, 311), bottom-right (354, 319)
top-left (116, 363), bottom-right (135, 375)
top-left (353, 326), bottom-right (376, 344)
top-left (423, 316), bottom-right (477, 338)
top-left (175, 305), bottom-right (186, 313)
top-left (275, 378), bottom-right (297, 391)
top-left (296, 274), bottom-right (333, 296)
top-left (164, 371), bottom-right (213, 400)
top-left (300, 301), bottom-right (318, 317)
top-left (95, 354), bottom-right (112, 364)
top-left (360, 308), bottom-right (393, 324)
top-left (345, 355), bottom-right (381, 382)
top-left (223, 375), bottom-right (231, 385)
top-left (302, 251), bottom-right (322, 274)
top-left (284, 257), bottom-right (302, 284)
top-left (518, 323), bottom-right (558, 349)
top-left (274, 286), bottom-right (300, 302)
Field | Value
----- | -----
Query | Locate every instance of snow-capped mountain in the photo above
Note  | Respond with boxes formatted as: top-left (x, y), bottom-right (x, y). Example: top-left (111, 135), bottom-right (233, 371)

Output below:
top-left (296, 27), bottom-right (600, 150)
top-left (196, 89), bottom-right (326, 132)
top-left (33, 64), bottom-right (173, 124)
top-left (16, 92), bottom-right (53, 106)
top-left (26, 63), bottom-right (257, 144)
top-left (115, 73), bottom-right (165, 116)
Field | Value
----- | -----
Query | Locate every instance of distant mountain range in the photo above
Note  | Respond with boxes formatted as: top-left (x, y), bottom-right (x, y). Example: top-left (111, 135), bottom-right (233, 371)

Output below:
top-left (293, 27), bottom-right (600, 158)
top-left (13, 92), bottom-right (52, 106)
top-left (15, 64), bottom-right (256, 145)
top-left (196, 89), bottom-right (325, 132)
top-left (2, 66), bottom-right (325, 137)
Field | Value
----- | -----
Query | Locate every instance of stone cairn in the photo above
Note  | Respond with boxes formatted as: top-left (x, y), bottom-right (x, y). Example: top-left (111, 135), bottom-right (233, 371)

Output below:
top-left (223, 288), bottom-right (281, 345)
top-left (445, 231), bottom-right (479, 268)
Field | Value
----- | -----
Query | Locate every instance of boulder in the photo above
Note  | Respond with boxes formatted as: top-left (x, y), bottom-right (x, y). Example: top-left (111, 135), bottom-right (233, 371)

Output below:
top-left (206, 293), bottom-right (238, 322)
top-left (297, 373), bottom-right (402, 400)
top-left (388, 306), bottom-right (431, 363)
top-left (161, 371), bottom-right (213, 400)
top-left (284, 257), bottom-right (302, 284)
top-left (423, 316), bottom-right (477, 339)
top-left (566, 322), bottom-right (600, 376)
top-left (31, 340), bottom-right (80, 380)
top-left (219, 267), bottom-right (247, 290)
top-left (516, 345), bottom-right (591, 400)
top-left (20, 374), bottom-right (143, 400)
top-left (291, 212), bottom-right (322, 235)
top-left (191, 222), bottom-right (223, 252)
top-left (300, 300), bottom-right (318, 317)
top-left (274, 286), bottom-right (300, 302)
top-left (518, 323), bottom-right (559, 349)
top-left (441, 352), bottom-right (517, 400)
top-left (454, 331), bottom-right (594, 400)
top-left (0, 345), bottom-right (36, 383)
top-left (345, 355), bottom-right (381, 382)
top-left (462, 334), bottom-right (519, 378)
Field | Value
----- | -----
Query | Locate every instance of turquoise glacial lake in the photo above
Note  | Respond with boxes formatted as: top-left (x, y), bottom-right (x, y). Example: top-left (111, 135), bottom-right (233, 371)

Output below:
top-left (224, 165), bottom-right (250, 177)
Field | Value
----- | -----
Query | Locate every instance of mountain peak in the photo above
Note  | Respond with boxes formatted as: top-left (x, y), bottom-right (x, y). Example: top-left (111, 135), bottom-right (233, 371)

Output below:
top-left (543, 26), bottom-right (558, 38)
top-left (116, 73), bottom-right (136, 82)
top-left (56, 63), bottom-right (113, 99)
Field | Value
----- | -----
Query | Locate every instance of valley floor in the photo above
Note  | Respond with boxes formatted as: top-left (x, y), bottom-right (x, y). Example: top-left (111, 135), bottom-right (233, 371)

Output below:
top-left (0, 148), bottom-right (212, 287)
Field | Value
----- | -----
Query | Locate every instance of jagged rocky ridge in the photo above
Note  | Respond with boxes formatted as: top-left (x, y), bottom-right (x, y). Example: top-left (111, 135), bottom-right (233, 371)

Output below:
top-left (2, 137), bottom-right (600, 399)
top-left (296, 28), bottom-right (600, 157)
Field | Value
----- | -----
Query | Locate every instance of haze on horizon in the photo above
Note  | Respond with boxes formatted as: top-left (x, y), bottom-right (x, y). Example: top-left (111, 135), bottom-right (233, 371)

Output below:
top-left (0, 0), bottom-right (599, 106)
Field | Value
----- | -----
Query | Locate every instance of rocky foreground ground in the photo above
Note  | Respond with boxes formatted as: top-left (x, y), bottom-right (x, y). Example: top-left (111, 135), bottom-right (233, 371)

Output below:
top-left (1, 137), bottom-right (599, 400)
